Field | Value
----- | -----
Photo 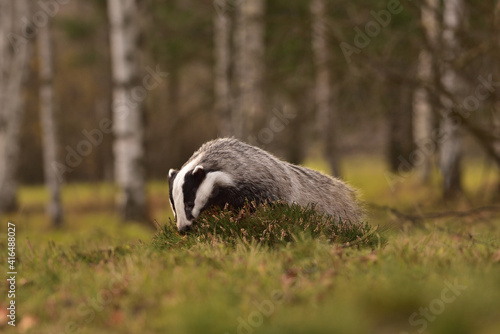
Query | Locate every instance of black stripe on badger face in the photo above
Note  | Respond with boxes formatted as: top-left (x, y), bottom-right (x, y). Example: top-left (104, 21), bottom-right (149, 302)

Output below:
top-left (182, 166), bottom-right (207, 220)
top-left (168, 169), bottom-right (179, 220)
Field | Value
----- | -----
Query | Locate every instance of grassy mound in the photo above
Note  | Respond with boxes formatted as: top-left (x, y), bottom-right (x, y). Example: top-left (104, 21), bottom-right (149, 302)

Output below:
top-left (152, 201), bottom-right (384, 250)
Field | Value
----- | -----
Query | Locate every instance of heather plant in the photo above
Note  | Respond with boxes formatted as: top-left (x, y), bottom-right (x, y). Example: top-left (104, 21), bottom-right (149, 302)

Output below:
top-left (152, 201), bottom-right (383, 250)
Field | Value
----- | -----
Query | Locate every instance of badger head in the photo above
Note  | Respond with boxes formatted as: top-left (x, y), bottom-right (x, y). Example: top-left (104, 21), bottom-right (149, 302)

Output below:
top-left (168, 163), bottom-right (233, 232)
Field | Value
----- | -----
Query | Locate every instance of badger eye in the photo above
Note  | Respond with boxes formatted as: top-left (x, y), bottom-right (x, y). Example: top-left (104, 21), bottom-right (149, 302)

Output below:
top-left (186, 203), bottom-right (194, 211)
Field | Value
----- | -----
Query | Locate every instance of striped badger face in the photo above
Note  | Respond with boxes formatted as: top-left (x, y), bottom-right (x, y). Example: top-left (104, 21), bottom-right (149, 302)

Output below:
top-left (168, 162), bottom-right (233, 232)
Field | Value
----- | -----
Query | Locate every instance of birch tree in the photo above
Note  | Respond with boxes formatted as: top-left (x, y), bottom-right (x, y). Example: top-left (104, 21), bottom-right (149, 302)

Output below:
top-left (494, 0), bottom-right (500, 193)
top-left (0, 0), bottom-right (31, 214)
top-left (107, 0), bottom-right (148, 222)
top-left (38, 2), bottom-right (63, 226)
top-left (440, 0), bottom-right (464, 199)
top-left (311, 0), bottom-right (340, 176)
top-left (413, 0), bottom-right (439, 183)
top-left (214, 0), bottom-right (233, 137)
top-left (234, 0), bottom-right (265, 139)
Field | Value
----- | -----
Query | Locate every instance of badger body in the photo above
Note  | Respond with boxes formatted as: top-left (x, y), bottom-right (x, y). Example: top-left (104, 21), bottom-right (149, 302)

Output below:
top-left (169, 138), bottom-right (362, 232)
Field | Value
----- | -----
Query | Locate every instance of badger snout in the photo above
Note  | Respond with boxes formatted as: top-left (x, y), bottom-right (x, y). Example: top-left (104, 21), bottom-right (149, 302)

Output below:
top-left (178, 224), bottom-right (192, 233)
top-left (177, 212), bottom-right (197, 233)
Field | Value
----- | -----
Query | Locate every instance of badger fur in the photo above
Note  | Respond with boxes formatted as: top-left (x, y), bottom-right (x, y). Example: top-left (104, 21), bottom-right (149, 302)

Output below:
top-left (168, 138), bottom-right (362, 232)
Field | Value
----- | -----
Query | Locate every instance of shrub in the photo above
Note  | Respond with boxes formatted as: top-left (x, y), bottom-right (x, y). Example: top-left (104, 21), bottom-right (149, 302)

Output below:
top-left (152, 201), bottom-right (384, 250)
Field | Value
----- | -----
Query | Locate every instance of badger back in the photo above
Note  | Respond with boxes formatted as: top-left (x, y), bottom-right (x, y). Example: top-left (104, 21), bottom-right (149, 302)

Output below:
top-left (287, 163), bottom-right (363, 223)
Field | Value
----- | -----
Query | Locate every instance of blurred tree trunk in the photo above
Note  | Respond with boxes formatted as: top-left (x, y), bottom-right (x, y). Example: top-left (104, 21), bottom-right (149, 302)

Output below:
top-left (439, 0), bottom-right (464, 199)
top-left (94, 0), bottom-right (114, 183)
top-left (214, 0), bottom-right (232, 137)
top-left (387, 79), bottom-right (414, 173)
top-left (234, 0), bottom-right (265, 139)
top-left (413, 0), bottom-right (439, 183)
top-left (107, 0), bottom-right (148, 222)
top-left (311, 0), bottom-right (340, 177)
top-left (494, 1), bottom-right (500, 194)
top-left (38, 5), bottom-right (63, 226)
top-left (0, 0), bottom-right (31, 215)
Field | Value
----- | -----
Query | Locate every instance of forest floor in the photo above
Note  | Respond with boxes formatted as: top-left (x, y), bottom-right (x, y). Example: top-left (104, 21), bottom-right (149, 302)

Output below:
top-left (1, 155), bottom-right (500, 334)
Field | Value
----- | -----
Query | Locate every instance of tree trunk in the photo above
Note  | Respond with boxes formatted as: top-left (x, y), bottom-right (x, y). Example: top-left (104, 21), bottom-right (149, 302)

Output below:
top-left (107, 0), bottom-right (148, 222)
top-left (494, 1), bottom-right (500, 194)
top-left (413, 0), bottom-right (439, 183)
top-left (214, 0), bottom-right (233, 137)
top-left (38, 5), bottom-right (63, 226)
top-left (387, 80), bottom-right (414, 173)
top-left (0, 0), bottom-right (31, 214)
top-left (440, 0), bottom-right (464, 199)
top-left (311, 0), bottom-right (340, 177)
top-left (234, 0), bottom-right (265, 139)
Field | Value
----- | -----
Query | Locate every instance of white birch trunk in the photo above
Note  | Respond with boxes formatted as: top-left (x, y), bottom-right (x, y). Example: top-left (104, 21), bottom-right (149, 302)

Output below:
top-left (214, 0), bottom-right (233, 137)
top-left (234, 0), bottom-right (265, 139)
top-left (311, 0), bottom-right (339, 176)
top-left (0, 0), bottom-right (31, 214)
top-left (38, 5), bottom-right (63, 226)
top-left (440, 0), bottom-right (464, 198)
top-left (107, 0), bottom-right (147, 221)
top-left (413, 0), bottom-right (438, 183)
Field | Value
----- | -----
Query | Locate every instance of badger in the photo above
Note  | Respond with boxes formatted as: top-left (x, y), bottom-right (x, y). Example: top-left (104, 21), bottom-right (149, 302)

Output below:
top-left (168, 138), bottom-right (363, 232)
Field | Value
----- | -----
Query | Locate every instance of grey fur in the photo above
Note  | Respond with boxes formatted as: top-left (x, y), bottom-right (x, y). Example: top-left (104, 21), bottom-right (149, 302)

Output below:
top-left (169, 138), bottom-right (363, 230)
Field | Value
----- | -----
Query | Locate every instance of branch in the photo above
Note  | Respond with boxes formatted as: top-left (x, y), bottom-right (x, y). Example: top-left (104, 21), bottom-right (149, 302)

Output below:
top-left (425, 75), bottom-right (500, 169)
top-left (368, 203), bottom-right (500, 224)
top-left (453, 112), bottom-right (500, 168)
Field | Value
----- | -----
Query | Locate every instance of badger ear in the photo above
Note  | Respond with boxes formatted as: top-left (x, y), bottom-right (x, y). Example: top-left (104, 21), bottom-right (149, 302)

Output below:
top-left (192, 165), bottom-right (206, 178)
top-left (168, 169), bottom-right (178, 180)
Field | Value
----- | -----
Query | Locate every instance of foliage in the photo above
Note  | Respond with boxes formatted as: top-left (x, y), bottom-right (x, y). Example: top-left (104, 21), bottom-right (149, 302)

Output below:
top-left (56, 18), bottom-right (96, 41)
top-left (152, 201), bottom-right (384, 250)
top-left (16, 0), bottom-right (500, 182)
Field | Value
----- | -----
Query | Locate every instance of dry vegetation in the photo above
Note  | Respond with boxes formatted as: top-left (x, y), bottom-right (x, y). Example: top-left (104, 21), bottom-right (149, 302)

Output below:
top-left (1, 156), bottom-right (499, 334)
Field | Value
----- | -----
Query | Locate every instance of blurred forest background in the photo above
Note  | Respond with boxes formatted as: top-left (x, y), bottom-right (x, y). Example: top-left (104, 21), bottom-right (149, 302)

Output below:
top-left (1, 0), bottom-right (500, 225)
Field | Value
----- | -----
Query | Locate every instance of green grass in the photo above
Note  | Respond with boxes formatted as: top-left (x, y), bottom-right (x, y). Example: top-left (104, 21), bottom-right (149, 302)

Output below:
top-left (1, 155), bottom-right (500, 334)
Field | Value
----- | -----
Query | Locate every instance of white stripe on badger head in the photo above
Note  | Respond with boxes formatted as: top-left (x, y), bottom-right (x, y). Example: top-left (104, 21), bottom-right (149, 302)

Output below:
top-left (192, 171), bottom-right (234, 218)
top-left (172, 155), bottom-right (204, 230)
